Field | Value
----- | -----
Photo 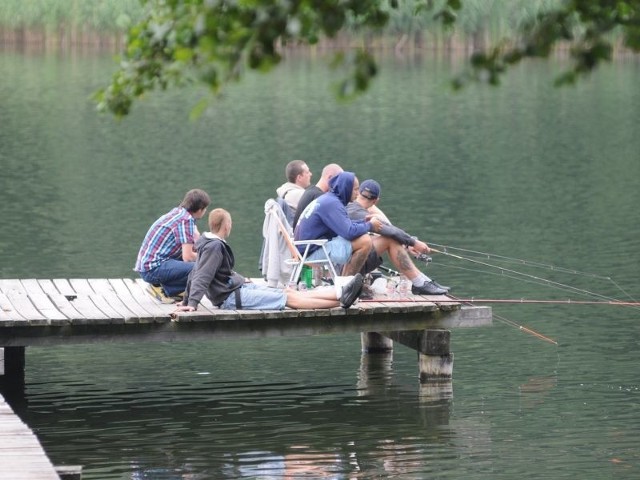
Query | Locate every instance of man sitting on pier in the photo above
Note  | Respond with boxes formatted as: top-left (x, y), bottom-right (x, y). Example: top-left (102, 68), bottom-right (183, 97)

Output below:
top-left (135, 189), bottom-right (210, 303)
top-left (294, 171), bottom-right (384, 276)
top-left (347, 180), bottom-right (450, 295)
top-left (292, 163), bottom-right (343, 229)
top-left (276, 160), bottom-right (313, 224)
top-left (174, 209), bottom-right (365, 312)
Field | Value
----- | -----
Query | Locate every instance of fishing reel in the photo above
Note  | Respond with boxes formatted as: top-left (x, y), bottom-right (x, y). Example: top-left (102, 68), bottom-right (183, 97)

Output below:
top-left (415, 253), bottom-right (432, 264)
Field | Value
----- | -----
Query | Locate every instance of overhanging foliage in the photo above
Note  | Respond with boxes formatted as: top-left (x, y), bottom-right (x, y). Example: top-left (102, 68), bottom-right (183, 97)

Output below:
top-left (94, 0), bottom-right (640, 117)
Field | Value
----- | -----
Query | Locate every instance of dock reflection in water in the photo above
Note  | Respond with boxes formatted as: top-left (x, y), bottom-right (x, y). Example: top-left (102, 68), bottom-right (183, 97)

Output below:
top-left (14, 339), bottom-right (492, 479)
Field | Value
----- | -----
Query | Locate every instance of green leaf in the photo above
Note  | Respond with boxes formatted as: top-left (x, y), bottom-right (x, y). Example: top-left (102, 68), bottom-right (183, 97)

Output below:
top-left (174, 47), bottom-right (193, 62)
top-left (189, 97), bottom-right (210, 121)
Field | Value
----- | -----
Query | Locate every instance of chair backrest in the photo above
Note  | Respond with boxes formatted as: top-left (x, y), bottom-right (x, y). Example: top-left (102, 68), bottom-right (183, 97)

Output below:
top-left (276, 196), bottom-right (296, 226)
top-left (269, 205), bottom-right (301, 261)
top-left (265, 198), bottom-right (339, 285)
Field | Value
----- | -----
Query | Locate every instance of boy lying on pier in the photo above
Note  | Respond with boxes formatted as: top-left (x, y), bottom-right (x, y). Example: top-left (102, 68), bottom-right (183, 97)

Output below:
top-left (173, 208), bottom-right (364, 313)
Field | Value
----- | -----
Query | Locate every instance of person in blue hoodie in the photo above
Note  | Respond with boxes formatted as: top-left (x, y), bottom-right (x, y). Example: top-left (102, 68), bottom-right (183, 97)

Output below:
top-left (294, 171), bottom-right (383, 276)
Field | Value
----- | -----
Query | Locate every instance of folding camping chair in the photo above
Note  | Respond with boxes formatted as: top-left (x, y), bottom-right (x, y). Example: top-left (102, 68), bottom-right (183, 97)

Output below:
top-left (265, 201), bottom-right (339, 287)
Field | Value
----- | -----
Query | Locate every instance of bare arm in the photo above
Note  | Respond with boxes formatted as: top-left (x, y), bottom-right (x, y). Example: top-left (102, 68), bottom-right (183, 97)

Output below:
top-left (368, 205), bottom-right (391, 224)
top-left (181, 243), bottom-right (197, 262)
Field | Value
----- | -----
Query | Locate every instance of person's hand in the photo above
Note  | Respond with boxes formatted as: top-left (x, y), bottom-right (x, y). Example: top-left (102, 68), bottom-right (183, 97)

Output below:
top-left (170, 304), bottom-right (195, 319)
top-left (413, 240), bottom-right (431, 254)
top-left (171, 304), bottom-right (195, 316)
top-left (369, 216), bottom-right (383, 233)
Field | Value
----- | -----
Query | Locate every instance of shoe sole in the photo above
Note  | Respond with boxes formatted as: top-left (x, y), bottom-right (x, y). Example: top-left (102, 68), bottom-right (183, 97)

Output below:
top-left (340, 274), bottom-right (364, 308)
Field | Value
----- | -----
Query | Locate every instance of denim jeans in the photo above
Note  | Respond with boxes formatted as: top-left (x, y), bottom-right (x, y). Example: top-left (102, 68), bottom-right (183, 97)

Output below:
top-left (139, 259), bottom-right (194, 296)
top-left (220, 284), bottom-right (286, 310)
top-left (307, 236), bottom-right (352, 265)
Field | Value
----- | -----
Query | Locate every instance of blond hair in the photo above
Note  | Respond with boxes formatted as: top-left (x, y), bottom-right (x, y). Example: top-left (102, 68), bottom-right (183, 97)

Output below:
top-left (208, 208), bottom-right (230, 233)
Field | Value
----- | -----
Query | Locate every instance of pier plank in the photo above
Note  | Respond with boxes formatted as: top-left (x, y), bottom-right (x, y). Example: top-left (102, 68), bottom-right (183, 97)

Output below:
top-left (88, 293), bottom-right (126, 322)
top-left (38, 280), bottom-right (85, 322)
top-left (67, 279), bottom-right (126, 322)
top-left (0, 292), bottom-right (25, 323)
top-left (52, 280), bottom-right (109, 322)
top-left (51, 278), bottom-right (79, 299)
top-left (65, 295), bottom-right (111, 323)
top-left (4, 290), bottom-right (48, 324)
top-left (88, 279), bottom-right (139, 321)
top-left (0, 395), bottom-right (61, 480)
top-left (0, 279), bottom-right (27, 294)
top-left (20, 280), bottom-right (67, 322)
top-left (68, 278), bottom-right (96, 296)
top-left (122, 278), bottom-right (178, 319)
top-left (108, 279), bottom-right (164, 320)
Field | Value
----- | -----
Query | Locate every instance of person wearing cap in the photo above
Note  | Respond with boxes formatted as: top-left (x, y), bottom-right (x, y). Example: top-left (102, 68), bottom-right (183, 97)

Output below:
top-left (292, 163), bottom-right (343, 230)
top-left (347, 179), bottom-right (450, 295)
top-left (294, 172), bottom-right (384, 276)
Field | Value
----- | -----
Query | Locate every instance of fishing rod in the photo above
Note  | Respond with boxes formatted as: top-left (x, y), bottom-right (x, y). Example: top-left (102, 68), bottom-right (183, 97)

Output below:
top-left (359, 295), bottom-right (559, 345)
top-left (361, 298), bottom-right (640, 307)
top-left (378, 254), bottom-right (431, 277)
top-left (365, 268), bottom-right (559, 345)
top-left (371, 244), bottom-right (635, 344)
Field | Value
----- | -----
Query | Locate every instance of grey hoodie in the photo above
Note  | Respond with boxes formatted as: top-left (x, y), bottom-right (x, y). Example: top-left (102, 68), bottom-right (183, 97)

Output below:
top-left (183, 233), bottom-right (244, 308)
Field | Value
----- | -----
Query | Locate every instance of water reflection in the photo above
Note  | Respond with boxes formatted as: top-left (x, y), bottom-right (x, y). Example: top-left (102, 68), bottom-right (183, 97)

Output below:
top-left (12, 339), bottom-right (497, 479)
top-left (2, 49), bottom-right (640, 479)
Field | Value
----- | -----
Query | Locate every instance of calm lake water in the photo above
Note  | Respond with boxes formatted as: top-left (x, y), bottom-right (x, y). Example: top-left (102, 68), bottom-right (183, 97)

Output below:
top-left (1, 48), bottom-right (639, 479)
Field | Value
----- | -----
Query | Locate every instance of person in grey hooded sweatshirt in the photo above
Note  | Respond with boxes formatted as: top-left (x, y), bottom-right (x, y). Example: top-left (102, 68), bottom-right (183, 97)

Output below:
top-left (174, 208), bottom-right (364, 313)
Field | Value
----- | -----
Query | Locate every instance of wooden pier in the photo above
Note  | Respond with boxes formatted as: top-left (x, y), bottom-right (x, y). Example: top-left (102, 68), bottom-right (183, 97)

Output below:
top-left (0, 393), bottom-right (82, 480)
top-left (0, 277), bottom-right (491, 386)
top-left (0, 277), bottom-right (490, 479)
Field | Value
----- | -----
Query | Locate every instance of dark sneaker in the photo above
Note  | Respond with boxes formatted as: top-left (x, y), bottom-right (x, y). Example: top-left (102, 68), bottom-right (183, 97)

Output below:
top-left (432, 280), bottom-right (451, 292)
top-left (340, 274), bottom-right (364, 308)
top-left (411, 281), bottom-right (447, 295)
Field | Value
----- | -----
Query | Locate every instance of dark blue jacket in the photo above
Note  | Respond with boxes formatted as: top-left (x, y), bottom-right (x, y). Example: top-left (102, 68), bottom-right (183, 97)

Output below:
top-left (294, 172), bottom-right (372, 253)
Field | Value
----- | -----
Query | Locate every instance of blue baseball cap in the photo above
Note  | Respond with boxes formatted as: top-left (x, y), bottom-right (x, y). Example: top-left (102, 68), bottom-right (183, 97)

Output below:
top-left (359, 179), bottom-right (380, 199)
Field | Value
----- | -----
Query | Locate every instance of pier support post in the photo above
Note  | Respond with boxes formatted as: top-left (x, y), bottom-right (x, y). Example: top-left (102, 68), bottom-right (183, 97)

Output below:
top-left (360, 332), bottom-right (393, 353)
top-left (0, 346), bottom-right (26, 394)
top-left (378, 329), bottom-right (453, 383)
top-left (417, 330), bottom-right (453, 383)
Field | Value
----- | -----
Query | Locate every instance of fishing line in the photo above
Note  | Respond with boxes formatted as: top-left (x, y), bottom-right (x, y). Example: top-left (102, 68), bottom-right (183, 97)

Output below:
top-left (426, 260), bottom-right (640, 309)
top-left (430, 243), bottom-right (611, 279)
top-left (428, 248), bottom-right (640, 310)
top-left (367, 270), bottom-right (558, 345)
top-left (449, 294), bottom-right (558, 345)
top-left (430, 243), bottom-right (638, 304)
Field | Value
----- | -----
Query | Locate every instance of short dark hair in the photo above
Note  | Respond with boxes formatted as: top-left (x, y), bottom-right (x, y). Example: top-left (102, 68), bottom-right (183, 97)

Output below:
top-left (285, 160), bottom-right (307, 183)
top-left (180, 189), bottom-right (210, 213)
